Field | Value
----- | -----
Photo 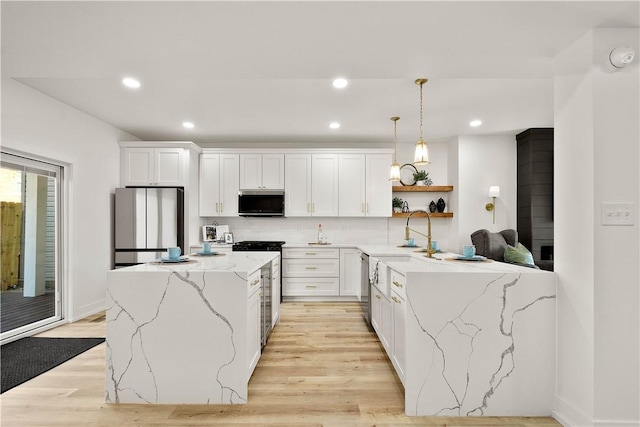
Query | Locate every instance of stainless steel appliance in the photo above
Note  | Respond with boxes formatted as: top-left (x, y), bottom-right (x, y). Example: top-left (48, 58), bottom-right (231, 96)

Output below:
top-left (232, 240), bottom-right (285, 348)
top-left (114, 187), bottom-right (184, 268)
top-left (238, 190), bottom-right (285, 217)
top-left (360, 251), bottom-right (371, 327)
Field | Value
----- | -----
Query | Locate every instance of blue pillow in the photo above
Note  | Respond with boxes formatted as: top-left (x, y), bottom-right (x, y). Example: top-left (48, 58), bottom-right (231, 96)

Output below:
top-left (504, 243), bottom-right (535, 266)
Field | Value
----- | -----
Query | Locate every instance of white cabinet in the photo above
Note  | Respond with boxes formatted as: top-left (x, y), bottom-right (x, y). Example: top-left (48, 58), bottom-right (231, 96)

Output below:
top-left (371, 284), bottom-right (391, 354)
top-left (285, 154), bottom-right (338, 217)
top-left (282, 247), bottom-right (340, 297)
top-left (271, 256), bottom-right (281, 326)
top-left (389, 268), bottom-right (407, 385)
top-left (240, 153), bottom-right (284, 190)
top-left (338, 154), bottom-right (391, 217)
top-left (247, 269), bottom-right (262, 377)
top-left (199, 153), bottom-right (239, 217)
top-left (339, 248), bottom-right (360, 297)
top-left (121, 147), bottom-right (185, 186)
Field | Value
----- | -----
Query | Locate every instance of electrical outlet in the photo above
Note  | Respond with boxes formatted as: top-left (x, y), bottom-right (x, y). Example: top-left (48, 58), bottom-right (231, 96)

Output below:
top-left (601, 202), bottom-right (635, 226)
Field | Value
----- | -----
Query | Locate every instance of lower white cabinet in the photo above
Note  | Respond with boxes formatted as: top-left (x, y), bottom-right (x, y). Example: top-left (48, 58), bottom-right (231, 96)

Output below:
top-left (339, 248), bottom-right (360, 297)
top-left (271, 256), bottom-right (281, 326)
top-left (371, 284), bottom-right (391, 354)
top-left (282, 247), bottom-right (340, 297)
top-left (389, 268), bottom-right (407, 385)
top-left (247, 270), bottom-right (262, 378)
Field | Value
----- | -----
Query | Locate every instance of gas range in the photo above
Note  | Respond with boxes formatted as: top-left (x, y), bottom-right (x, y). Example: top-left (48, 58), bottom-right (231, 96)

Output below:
top-left (232, 241), bottom-right (286, 251)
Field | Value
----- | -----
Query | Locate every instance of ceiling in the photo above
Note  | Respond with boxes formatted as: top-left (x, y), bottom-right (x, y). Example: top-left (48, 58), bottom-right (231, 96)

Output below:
top-left (2, 1), bottom-right (638, 147)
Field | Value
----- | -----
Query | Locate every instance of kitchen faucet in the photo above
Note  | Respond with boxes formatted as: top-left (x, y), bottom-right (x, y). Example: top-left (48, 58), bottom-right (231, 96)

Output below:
top-left (405, 210), bottom-right (435, 258)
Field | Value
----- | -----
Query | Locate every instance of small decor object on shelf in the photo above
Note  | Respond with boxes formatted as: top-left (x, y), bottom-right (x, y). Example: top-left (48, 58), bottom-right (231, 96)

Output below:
top-left (393, 197), bottom-right (404, 213)
top-left (436, 197), bottom-right (446, 213)
top-left (429, 200), bottom-right (437, 213)
top-left (402, 201), bottom-right (410, 213)
top-left (412, 170), bottom-right (433, 186)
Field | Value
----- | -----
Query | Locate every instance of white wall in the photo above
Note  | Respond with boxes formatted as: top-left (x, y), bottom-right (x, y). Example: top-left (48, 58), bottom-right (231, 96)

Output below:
top-left (1, 78), bottom-right (138, 321)
top-left (553, 28), bottom-right (640, 427)
top-left (456, 134), bottom-right (518, 252)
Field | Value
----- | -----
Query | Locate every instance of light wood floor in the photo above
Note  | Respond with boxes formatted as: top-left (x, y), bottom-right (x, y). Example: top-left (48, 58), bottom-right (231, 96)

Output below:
top-left (0, 302), bottom-right (561, 427)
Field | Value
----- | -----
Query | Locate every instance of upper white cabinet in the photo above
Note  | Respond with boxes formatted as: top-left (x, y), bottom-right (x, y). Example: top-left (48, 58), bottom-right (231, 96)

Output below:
top-left (199, 153), bottom-right (240, 217)
top-left (338, 154), bottom-right (391, 217)
top-left (285, 153), bottom-right (338, 217)
top-left (121, 147), bottom-right (185, 187)
top-left (240, 154), bottom-right (285, 190)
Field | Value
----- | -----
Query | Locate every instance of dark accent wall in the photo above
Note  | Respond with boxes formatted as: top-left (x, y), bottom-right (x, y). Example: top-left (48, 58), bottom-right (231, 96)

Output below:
top-left (516, 128), bottom-right (554, 269)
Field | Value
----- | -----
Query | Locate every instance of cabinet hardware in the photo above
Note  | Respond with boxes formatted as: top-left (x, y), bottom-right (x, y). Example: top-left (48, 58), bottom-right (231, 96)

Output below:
top-left (376, 294), bottom-right (382, 299)
top-left (393, 280), bottom-right (403, 288)
top-left (305, 285), bottom-right (317, 288)
top-left (220, 202), bottom-right (224, 212)
top-left (250, 278), bottom-right (260, 286)
top-left (305, 252), bottom-right (316, 256)
top-left (312, 202), bottom-right (315, 213)
top-left (392, 296), bottom-right (401, 304)
top-left (215, 202), bottom-right (219, 213)
top-left (305, 267), bottom-right (317, 270)
top-left (361, 203), bottom-right (365, 213)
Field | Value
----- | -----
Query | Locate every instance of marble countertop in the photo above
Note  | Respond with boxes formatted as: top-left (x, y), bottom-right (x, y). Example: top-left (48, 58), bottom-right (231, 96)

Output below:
top-left (110, 251), bottom-right (278, 275)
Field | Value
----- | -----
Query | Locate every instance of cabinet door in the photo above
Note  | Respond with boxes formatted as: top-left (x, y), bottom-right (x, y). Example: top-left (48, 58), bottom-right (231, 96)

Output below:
top-left (122, 147), bottom-right (154, 186)
top-left (219, 154), bottom-right (240, 216)
top-left (311, 154), bottom-right (339, 216)
top-left (365, 154), bottom-right (392, 217)
top-left (199, 154), bottom-right (221, 216)
top-left (339, 248), bottom-right (360, 297)
top-left (338, 154), bottom-right (366, 216)
top-left (247, 287), bottom-right (261, 378)
top-left (391, 292), bottom-right (406, 384)
top-left (155, 148), bottom-right (184, 186)
top-left (239, 154), bottom-right (262, 189)
top-left (372, 286), bottom-right (391, 355)
top-left (261, 154), bottom-right (285, 189)
top-left (271, 257), bottom-right (280, 326)
top-left (285, 154), bottom-right (312, 216)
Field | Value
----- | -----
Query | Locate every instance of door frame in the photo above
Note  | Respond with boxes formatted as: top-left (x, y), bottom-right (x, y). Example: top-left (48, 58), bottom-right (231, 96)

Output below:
top-left (0, 148), bottom-right (69, 344)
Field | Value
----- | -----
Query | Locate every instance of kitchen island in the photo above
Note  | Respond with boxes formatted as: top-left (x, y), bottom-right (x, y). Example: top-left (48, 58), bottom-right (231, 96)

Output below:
top-left (359, 246), bottom-right (556, 417)
top-left (105, 251), bottom-right (278, 404)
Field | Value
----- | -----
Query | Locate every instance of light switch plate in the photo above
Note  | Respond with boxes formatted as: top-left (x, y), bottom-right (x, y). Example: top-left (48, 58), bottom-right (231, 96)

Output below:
top-left (601, 202), bottom-right (635, 226)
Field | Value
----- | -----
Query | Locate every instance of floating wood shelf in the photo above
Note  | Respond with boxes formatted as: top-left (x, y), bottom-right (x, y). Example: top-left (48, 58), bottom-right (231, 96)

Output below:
top-left (392, 185), bottom-right (453, 192)
top-left (392, 212), bottom-right (453, 218)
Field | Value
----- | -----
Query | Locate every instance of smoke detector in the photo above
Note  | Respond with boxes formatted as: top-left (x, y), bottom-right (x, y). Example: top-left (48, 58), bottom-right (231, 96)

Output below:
top-left (609, 47), bottom-right (636, 69)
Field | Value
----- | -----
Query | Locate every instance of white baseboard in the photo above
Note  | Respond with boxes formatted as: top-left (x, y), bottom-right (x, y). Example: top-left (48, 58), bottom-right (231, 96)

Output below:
top-left (593, 419), bottom-right (640, 427)
top-left (69, 299), bottom-right (106, 322)
top-left (553, 395), bottom-right (593, 427)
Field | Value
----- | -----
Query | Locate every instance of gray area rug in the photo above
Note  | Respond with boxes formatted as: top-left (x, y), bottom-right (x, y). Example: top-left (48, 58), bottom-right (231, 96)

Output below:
top-left (1, 337), bottom-right (105, 393)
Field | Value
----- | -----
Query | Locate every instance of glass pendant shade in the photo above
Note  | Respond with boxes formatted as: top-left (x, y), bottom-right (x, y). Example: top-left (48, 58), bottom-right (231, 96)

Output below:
top-left (413, 78), bottom-right (431, 166)
top-left (389, 161), bottom-right (401, 181)
top-left (414, 138), bottom-right (430, 165)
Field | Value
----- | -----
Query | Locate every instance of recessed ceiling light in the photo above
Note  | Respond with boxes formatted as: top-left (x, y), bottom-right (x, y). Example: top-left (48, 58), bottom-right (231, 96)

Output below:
top-left (122, 77), bottom-right (141, 89)
top-left (332, 78), bottom-right (348, 89)
top-left (329, 122), bottom-right (340, 129)
top-left (470, 119), bottom-right (482, 127)
top-left (182, 121), bottom-right (195, 129)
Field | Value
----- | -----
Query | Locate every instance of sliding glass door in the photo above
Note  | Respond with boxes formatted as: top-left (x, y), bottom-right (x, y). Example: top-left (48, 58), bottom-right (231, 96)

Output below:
top-left (0, 152), bottom-right (63, 341)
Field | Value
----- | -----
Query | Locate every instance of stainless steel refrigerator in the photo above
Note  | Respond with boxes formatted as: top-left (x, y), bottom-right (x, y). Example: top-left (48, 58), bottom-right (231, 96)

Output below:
top-left (114, 187), bottom-right (184, 268)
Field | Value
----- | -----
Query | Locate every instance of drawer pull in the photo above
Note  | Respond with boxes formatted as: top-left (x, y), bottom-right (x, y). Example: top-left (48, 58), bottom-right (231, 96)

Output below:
top-left (305, 267), bottom-right (317, 270)
top-left (305, 285), bottom-right (317, 288)
top-left (392, 280), bottom-right (403, 288)
top-left (391, 296), bottom-right (401, 304)
top-left (305, 252), bottom-right (317, 256)
top-left (250, 278), bottom-right (260, 287)
top-left (376, 294), bottom-right (382, 299)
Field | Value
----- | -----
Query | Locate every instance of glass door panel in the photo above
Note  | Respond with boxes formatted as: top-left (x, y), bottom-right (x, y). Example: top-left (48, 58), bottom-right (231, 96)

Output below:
top-left (1, 152), bottom-right (63, 340)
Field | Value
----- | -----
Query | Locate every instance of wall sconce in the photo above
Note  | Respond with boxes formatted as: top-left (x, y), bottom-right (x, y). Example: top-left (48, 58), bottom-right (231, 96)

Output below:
top-left (485, 186), bottom-right (500, 224)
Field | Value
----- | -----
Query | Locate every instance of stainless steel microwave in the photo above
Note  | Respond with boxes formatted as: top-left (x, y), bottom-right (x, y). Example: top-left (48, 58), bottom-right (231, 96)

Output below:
top-left (238, 190), bottom-right (285, 217)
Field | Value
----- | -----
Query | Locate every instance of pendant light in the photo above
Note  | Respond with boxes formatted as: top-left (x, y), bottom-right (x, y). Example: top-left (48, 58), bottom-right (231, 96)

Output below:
top-left (413, 78), bottom-right (430, 165)
top-left (389, 116), bottom-right (401, 181)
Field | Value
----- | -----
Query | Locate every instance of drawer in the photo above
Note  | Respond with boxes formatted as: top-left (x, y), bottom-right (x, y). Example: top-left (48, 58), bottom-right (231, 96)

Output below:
top-left (282, 258), bottom-right (340, 278)
top-left (282, 247), bottom-right (340, 259)
top-left (389, 268), bottom-right (406, 300)
top-left (282, 278), bottom-right (340, 296)
top-left (271, 256), bottom-right (281, 273)
top-left (247, 269), bottom-right (261, 296)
